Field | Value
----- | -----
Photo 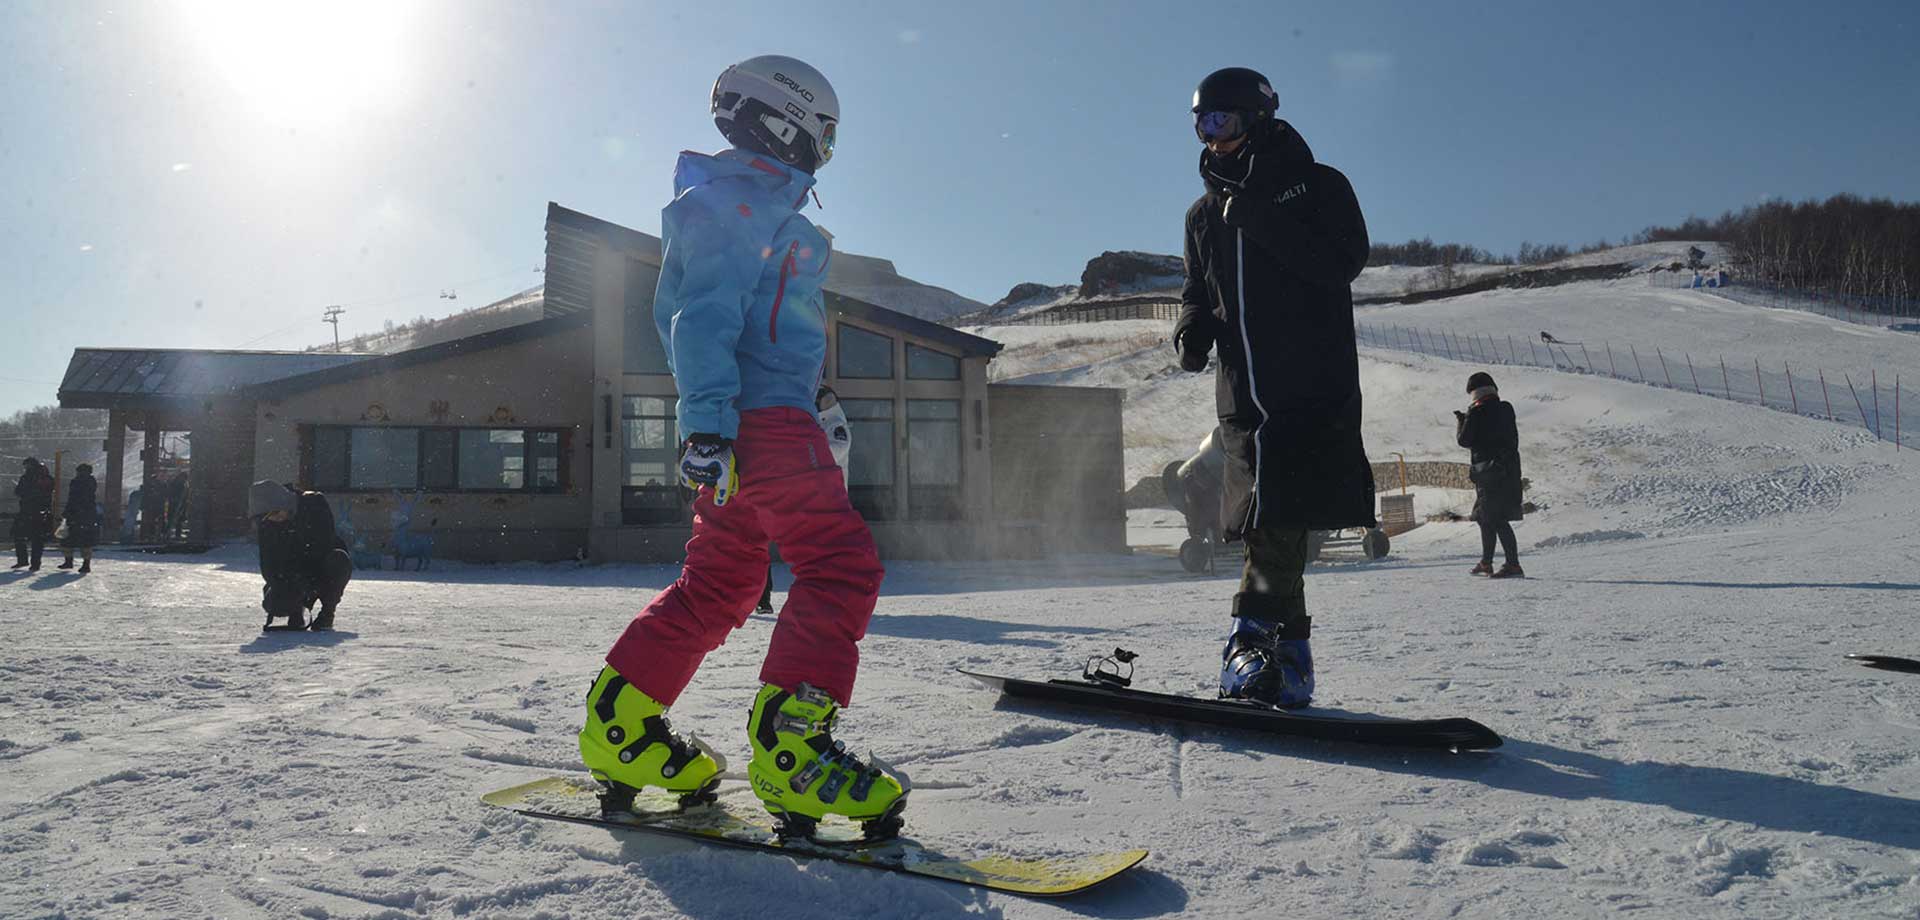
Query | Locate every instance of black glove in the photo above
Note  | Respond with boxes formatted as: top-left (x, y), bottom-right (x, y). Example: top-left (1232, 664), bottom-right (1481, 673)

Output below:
top-left (1175, 326), bottom-right (1212, 372)
top-left (1453, 410), bottom-right (1467, 421)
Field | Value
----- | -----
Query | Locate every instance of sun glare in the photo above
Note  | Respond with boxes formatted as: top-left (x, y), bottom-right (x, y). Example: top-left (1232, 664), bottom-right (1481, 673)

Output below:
top-left (179, 0), bottom-right (409, 123)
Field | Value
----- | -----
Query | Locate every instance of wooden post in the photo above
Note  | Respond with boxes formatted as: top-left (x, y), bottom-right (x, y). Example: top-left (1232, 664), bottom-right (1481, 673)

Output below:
top-left (1720, 356), bottom-right (1731, 400)
top-left (1755, 358), bottom-right (1765, 407)
top-left (1631, 345), bottom-right (1645, 381)
top-left (1873, 369), bottom-right (1881, 439)
top-left (1442, 330), bottom-right (1456, 361)
top-left (1821, 370), bottom-right (1833, 420)
top-left (1530, 338), bottom-right (1541, 366)
top-left (1579, 345), bottom-right (1593, 373)
top-left (1686, 354), bottom-right (1701, 394)
top-left (103, 412), bottom-right (126, 543)
top-left (1606, 343), bottom-right (1618, 378)
top-left (1656, 347), bottom-right (1673, 387)
top-left (1508, 335), bottom-right (1518, 365)
top-left (1897, 374), bottom-right (1902, 450)
top-left (1786, 362), bottom-right (1799, 414)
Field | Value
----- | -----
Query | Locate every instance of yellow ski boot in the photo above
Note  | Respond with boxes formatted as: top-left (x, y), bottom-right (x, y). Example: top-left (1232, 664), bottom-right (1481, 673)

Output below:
top-left (746, 682), bottom-right (908, 843)
top-left (578, 666), bottom-right (723, 813)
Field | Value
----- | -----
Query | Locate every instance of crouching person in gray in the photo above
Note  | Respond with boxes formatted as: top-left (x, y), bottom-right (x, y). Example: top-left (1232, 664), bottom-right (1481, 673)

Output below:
top-left (250, 480), bottom-right (352, 631)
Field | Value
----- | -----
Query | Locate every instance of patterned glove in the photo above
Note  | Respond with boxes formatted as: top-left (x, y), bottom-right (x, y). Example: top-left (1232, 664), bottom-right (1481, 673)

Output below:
top-left (679, 434), bottom-right (740, 507)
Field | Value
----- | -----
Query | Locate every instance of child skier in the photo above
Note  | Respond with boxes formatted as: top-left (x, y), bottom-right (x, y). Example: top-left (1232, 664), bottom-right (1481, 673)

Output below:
top-left (578, 56), bottom-right (904, 841)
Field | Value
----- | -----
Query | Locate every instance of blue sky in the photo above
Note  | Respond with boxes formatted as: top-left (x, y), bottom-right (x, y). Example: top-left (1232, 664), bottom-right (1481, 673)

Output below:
top-left (3, 0), bottom-right (1917, 415)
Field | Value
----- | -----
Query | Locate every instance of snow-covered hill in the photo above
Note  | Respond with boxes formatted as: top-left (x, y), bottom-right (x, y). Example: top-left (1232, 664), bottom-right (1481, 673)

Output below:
top-left (6, 246), bottom-right (1920, 919)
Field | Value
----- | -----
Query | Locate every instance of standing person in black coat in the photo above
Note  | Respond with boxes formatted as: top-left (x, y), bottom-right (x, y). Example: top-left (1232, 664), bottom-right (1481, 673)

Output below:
top-left (58, 463), bottom-right (101, 574)
top-left (1174, 66), bottom-right (1374, 709)
top-left (249, 480), bottom-right (352, 631)
top-left (12, 458), bottom-right (55, 571)
top-left (1455, 371), bottom-right (1524, 578)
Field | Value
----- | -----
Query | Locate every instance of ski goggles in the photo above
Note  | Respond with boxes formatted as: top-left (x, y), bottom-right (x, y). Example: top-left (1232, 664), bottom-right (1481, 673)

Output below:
top-left (819, 119), bottom-right (836, 164)
top-left (1194, 110), bottom-right (1247, 143)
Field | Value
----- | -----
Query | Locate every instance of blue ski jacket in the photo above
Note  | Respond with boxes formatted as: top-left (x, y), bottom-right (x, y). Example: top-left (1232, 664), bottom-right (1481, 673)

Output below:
top-left (656, 148), bottom-right (833, 440)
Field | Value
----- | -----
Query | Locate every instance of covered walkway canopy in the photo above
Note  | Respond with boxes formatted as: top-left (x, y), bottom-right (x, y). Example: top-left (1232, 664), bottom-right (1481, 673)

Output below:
top-left (57, 348), bottom-right (372, 541)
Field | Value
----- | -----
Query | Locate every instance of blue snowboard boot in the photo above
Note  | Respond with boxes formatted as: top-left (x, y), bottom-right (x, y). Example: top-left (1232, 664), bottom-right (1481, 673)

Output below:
top-left (1220, 616), bottom-right (1313, 709)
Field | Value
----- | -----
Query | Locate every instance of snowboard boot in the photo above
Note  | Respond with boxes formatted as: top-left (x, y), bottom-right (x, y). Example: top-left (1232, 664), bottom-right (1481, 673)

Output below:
top-left (57, 560), bottom-right (74, 570)
top-left (1220, 616), bottom-right (1314, 709)
top-left (578, 666), bottom-right (723, 813)
top-left (1469, 561), bottom-right (1493, 576)
top-left (747, 682), bottom-right (908, 843)
top-left (1489, 562), bottom-right (1525, 579)
top-left (309, 606), bottom-right (335, 631)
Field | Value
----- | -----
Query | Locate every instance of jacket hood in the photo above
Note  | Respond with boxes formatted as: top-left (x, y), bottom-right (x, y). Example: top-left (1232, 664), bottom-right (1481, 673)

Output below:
top-left (674, 147), bottom-right (817, 211)
top-left (1199, 118), bottom-right (1316, 196)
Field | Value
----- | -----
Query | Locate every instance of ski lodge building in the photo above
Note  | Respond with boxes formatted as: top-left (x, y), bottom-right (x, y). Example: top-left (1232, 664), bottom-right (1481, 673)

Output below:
top-left (55, 203), bottom-right (1126, 563)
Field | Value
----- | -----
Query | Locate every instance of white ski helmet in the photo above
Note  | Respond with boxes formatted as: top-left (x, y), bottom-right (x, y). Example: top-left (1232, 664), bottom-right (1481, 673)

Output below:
top-left (710, 55), bottom-right (840, 173)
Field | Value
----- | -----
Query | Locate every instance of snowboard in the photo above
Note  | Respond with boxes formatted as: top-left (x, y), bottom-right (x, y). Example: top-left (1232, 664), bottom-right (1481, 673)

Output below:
top-left (481, 776), bottom-right (1146, 898)
top-left (960, 660), bottom-right (1501, 751)
top-left (1847, 653), bottom-right (1920, 675)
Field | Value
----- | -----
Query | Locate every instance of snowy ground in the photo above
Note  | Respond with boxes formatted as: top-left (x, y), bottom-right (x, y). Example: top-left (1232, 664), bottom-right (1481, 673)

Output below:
top-left (8, 272), bottom-right (1920, 918)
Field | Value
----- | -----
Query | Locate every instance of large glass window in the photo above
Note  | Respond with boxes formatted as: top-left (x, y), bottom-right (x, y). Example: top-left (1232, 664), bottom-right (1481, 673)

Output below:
top-left (837, 324), bottom-right (894, 379)
top-left (307, 427), bottom-right (566, 493)
top-left (421, 429), bottom-right (456, 490)
top-left (907, 400), bottom-right (963, 520)
top-left (312, 427), bottom-right (349, 490)
top-left (906, 344), bottom-right (960, 380)
top-left (622, 395), bottom-right (684, 524)
top-left (459, 429), bottom-right (526, 490)
top-left (842, 398), bottom-right (895, 520)
top-left (350, 428), bottom-right (418, 490)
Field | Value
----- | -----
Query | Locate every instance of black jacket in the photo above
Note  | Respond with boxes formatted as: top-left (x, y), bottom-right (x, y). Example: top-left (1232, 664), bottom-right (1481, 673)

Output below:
top-left (13, 465), bottom-right (54, 537)
top-left (64, 474), bottom-right (98, 525)
top-left (1456, 397), bottom-right (1524, 523)
top-left (1176, 120), bottom-right (1375, 537)
top-left (259, 491), bottom-right (345, 585)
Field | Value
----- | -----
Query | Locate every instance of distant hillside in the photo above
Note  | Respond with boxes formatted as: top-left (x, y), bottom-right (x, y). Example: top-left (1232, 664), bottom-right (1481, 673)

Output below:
top-left (308, 286), bottom-right (545, 355)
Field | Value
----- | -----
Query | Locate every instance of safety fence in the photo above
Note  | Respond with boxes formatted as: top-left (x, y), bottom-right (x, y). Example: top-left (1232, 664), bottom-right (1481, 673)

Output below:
top-left (1645, 272), bottom-right (1920, 329)
top-left (959, 299), bottom-right (1183, 327)
top-left (1354, 322), bottom-right (1915, 450)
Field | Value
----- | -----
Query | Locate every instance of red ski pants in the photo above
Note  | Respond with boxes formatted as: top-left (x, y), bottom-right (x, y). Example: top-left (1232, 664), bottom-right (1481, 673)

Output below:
top-left (606, 407), bottom-right (884, 708)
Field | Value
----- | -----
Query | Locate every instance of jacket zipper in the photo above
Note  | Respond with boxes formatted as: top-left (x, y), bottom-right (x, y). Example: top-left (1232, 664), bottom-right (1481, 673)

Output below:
top-left (1235, 228), bottom-right (1268, 533)
top-left (768, 241), bottom-right (798, 343)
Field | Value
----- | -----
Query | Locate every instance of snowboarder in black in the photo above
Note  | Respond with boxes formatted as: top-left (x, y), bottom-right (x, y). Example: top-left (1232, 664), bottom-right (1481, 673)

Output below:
top-left (1175, 67), bottom-right (1374, 708)
top-left (249, 480), bottom-right (352, 631)
top-left (57, 463), bottom-right (100, 574)
top-left (12, 458), bottom-right (55, 571)
top-left (1455, 371), bottom-right (1524, 578)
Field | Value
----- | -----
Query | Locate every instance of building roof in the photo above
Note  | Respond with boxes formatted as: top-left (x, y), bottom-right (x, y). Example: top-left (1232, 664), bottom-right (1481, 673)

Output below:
top-left (58, 348), bottom-right (375, 410)
top-left (544, 202), bottom-right (1002, 359)
top-left (246, 310), bottom-right (591, 399)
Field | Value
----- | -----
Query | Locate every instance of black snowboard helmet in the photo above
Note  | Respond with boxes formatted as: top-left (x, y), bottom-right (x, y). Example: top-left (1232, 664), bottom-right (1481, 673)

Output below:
top-left (1191, 67), bottom-right (1279, 143)
top-left (1466, 371), bottom-right (1497, 393)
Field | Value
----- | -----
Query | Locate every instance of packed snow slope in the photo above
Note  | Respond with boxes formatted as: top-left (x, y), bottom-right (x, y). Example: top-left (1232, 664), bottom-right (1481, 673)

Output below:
top-left (6, 278), bottom-right (1920, 917)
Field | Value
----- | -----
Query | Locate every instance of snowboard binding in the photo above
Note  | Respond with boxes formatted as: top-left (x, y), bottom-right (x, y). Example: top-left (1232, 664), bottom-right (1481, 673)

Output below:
top-left (595, 775), bottom-right (722, 817)
top-left (770, 795), bottom-right (908, 847)
top-left (1084, 648), bottom-right (1137, 689)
